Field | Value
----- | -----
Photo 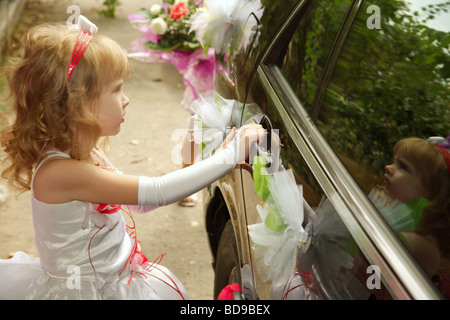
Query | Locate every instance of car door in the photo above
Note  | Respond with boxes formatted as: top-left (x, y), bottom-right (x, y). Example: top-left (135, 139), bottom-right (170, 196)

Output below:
top-left (239, 0), bottom-right (447, 299)
top-left (211, 0), bottom-right (306, 300)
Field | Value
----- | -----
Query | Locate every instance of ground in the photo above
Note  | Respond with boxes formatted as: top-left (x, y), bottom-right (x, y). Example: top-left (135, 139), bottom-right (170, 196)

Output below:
top-left (0, 0), bottom-right (214, 300)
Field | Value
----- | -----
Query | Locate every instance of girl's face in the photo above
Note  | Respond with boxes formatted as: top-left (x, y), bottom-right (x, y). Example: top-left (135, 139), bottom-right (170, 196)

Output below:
top-left (384, 155), bottom-right (430, 203)
top-left (90, 79), bottom-right (129, 136)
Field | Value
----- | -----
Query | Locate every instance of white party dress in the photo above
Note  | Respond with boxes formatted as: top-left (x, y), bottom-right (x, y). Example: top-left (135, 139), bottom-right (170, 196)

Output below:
top-left (0, 151), bottom-right (189, 300)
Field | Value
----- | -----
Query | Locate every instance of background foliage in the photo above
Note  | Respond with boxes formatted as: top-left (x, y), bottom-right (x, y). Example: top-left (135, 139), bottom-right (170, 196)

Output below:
top-left (321, 0), bottom-right (450, 174)
top-left (254, 0), bottom-right (450, 177)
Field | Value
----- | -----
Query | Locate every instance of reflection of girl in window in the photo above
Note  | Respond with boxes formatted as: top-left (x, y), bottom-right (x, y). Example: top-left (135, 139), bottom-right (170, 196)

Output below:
top-left (383, 137), bottom-right (450, 298)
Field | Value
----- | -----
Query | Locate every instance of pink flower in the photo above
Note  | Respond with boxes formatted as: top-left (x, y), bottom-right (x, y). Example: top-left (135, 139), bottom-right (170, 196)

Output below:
top-left (170, 2), bottom-right (189, 19)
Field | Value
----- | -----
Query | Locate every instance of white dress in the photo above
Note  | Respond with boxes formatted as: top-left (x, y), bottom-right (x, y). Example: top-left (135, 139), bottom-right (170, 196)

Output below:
top-left (0, 150), bottom-right (189, 300)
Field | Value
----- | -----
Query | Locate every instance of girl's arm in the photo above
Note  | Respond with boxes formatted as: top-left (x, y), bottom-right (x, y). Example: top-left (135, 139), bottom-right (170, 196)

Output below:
top-left (117, 125), bottom-right (256, 214)
top-left (33, 125), bottom-right (264, 208)
top-left (137, 141), bottom-right (237, 207)
top-left (401, 232), bottom-right (441, 277)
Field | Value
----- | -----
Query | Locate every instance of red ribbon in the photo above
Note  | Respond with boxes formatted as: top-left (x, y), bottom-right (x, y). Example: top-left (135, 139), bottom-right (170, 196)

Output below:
top-left (95, 203), bottom-right (122, 214)
top-left (217, 283), bottom-right (241, 300)
top-left (121, 206), bottom-right (186, 299)
top-left (67, 30), bottom-right (93, 80)
top-left (436, 146), bottom-right (450, 176)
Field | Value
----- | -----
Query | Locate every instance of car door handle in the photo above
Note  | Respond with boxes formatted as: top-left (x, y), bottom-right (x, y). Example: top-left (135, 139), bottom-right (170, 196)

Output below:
top-left (256, 115), bottom-right (281, 174)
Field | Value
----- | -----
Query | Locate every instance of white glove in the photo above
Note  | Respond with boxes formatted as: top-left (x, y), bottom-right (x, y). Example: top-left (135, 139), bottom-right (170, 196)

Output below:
top-left (137, 128), bottom-right (243, 207)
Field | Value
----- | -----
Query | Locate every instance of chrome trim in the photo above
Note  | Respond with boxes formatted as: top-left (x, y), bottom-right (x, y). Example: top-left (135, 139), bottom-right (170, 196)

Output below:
top-left (257, 64), bottom-right (442, 299)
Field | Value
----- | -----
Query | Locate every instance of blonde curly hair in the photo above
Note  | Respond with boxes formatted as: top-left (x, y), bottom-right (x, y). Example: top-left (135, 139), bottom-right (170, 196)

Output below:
top-left (1, 23), bottom-right (131, 192)
top-left (393, 137), bottom-right (450, 257)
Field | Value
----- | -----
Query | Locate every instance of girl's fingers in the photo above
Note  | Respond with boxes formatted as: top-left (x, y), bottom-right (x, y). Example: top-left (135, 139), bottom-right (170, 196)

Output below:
top-left (222, 127), bottom-right (236, 148)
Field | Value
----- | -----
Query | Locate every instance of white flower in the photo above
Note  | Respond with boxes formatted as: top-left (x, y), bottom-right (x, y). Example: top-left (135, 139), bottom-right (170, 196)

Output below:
top-left (150, 17), bottom-right (168, 35)
top-left (175, 0), bottom-right (188, 3)
top-left (150, 4), bottom-right (162, 15)
top-left (190, 0), bottom-right (264, 55)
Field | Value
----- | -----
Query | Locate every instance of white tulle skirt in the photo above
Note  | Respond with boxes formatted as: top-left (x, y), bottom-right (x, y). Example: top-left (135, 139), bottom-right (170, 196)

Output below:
top-left (0, 251), bottom-right (189, 300)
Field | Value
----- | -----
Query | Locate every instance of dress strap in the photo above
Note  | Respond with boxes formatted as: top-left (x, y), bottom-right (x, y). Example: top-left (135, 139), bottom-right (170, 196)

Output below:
top-left (31, 151), bottom-right (71, 193)
top-left (35, 150), bottom-right (71, 172)
top-left (91, 148), bottom-right (122, 174)
top-left (91, 148), bottom-right (112, 167)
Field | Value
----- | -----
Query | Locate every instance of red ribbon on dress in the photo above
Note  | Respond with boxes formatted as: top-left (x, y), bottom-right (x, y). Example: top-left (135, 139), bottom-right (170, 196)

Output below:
top-left (121, 206), bottom-right (186, 300)
top-left (95, 203), bottom-right (123, 214)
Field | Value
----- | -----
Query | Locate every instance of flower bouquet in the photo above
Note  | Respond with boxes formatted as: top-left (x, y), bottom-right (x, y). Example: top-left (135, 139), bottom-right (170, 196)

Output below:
top-left (136, 0), bottom-right (202, 52)
top-left (128, 0), bottom-right (265, 106)
top-left (128, 0), bottom-right (221, 106)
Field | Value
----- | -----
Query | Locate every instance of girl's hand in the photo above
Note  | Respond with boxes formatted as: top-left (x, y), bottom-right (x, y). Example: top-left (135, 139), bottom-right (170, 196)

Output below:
top-left (221, 127), bottom-right (237, 149)
top-left (221, 123), bottom-right (266, 162)
top-left (238, 123), bottom-right (266, 162)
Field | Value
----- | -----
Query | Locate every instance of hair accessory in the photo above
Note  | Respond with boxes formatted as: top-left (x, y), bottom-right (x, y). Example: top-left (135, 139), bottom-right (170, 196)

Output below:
top-left (436, 146), bottom-right (450, 176)
top-left (67, 15), bottom-right (98, 80)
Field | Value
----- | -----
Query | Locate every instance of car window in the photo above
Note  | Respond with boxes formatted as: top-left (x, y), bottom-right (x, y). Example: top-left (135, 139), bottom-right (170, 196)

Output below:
top-left (242, 0), bottom-right (353, 193)
top-left (240, 0), bottom-right (449, 299)
top-left (280, 0), bottom-right (351, 114)
top-left (229, 0), bottom-right (302, 106)
top-left (317, 0), bottom-right (450, 192)
top-left (240, 0), bottom-right (400, 300)
top-left (314, 0), bottom-right (450, 287)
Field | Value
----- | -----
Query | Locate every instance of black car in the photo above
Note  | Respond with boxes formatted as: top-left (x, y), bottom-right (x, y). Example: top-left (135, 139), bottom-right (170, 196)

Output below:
top-left (203, 0), bottom-right (449, 300)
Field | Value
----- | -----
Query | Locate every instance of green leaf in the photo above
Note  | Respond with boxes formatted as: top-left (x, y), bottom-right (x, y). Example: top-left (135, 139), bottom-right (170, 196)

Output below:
top-left (253, 156), bottom-right (270, 201)
top-left (343, 237), bottom-right (360, 256)
top-left (203, 39), bottom-right (212, 56)
top-left (183, 41), bottom-right (201, 51)
top-left (144, 40), bottom-right (181, 52)
top-left (200, 142), bottom-right (206, 153)
top-left (404, 197), bottom-right (428, 230)
top-left (137, 8), bottom-right (152, 19)
top-left (264, 206), bottom-right (287, 233)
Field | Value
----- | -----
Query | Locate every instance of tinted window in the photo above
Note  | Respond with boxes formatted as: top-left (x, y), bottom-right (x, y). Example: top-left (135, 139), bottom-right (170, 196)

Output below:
top-left (318, 0), bottom-right (450, 191)
top-left (281, 0), bottom-right (351, 114)
top-left (225, 0), bottom-right (301, 102)
top-left (242, 0), bottom-right (398, 299)
top-left (244, 1), bottom-right (352, 207)
top-left (308, 0), bottom-right (449, 297)
top-left (242, 0), bottom-right (450, 299)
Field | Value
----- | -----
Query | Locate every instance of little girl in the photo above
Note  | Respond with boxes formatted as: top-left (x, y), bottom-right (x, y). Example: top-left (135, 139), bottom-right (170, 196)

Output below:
top-left (0, 20), bottom-right (264, 299)
top-left (383, 137), bottom-right (450, 298)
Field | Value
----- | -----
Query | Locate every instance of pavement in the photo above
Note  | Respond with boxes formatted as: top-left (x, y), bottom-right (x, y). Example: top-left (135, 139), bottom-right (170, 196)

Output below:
top-left (0, 0), bottom-right (214, 299)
